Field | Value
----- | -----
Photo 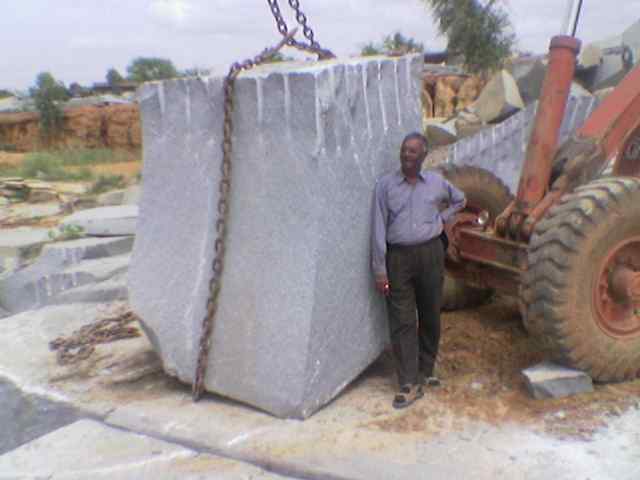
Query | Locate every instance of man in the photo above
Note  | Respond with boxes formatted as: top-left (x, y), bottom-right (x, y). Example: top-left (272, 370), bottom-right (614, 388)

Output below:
top-left (371, 132), bottom-right (466, 409)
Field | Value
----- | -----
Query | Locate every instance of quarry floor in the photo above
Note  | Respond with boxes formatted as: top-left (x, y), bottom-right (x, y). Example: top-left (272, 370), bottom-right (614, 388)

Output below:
top-left (1, 297), bottom-right (639, 479)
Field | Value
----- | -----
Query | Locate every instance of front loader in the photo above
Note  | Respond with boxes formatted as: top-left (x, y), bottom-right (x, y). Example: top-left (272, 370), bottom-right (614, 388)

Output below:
top-left (440, 0), bottom-right (640, 381)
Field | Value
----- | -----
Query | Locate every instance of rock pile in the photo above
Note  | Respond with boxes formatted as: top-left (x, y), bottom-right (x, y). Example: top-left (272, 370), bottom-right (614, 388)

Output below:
top-left (424, 18), bottom-right (640, 151)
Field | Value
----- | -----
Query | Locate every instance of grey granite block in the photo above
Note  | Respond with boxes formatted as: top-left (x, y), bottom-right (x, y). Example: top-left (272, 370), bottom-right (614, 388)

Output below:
top-left (0, 227), bottom-right (52, 274)
top-left (129, 55), bottom-right (424, 418)
top-left (447, 95), bottom-right (600, 193)
top-left (0, 237), bottom-right (133, 313)
top-left (522, 361), bottom-right (594, 399)
top-left (61, 205), bottom-right (138, 236)
top-left (51, 271), bottom-right (128, 305)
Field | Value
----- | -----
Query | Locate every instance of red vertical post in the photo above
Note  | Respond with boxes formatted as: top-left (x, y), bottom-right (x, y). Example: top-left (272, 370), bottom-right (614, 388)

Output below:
top-left (514, 35), bottom-right (581, 214)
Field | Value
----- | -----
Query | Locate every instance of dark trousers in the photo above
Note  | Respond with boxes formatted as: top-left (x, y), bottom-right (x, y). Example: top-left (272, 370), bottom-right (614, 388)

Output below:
top-left (386, 237), bottom-right (444, 386)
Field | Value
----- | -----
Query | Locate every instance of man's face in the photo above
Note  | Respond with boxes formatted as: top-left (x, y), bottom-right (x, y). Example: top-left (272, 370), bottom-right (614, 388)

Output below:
top-left (400, 138), bottom-right (426, 175)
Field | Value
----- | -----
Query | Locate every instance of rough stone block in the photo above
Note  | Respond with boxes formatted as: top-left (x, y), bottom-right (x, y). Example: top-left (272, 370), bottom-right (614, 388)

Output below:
top-left (425, 119), bottom-right (458, 146)
top-left (0, 237), bottom-right (133, 313)
top-left (61, 205), bottom-right (138, 236)
top-left (510, 59), bottom-right (547, 105)
top-left (471, 70), bottom-right (524, 123)
top-left (129, 55), bottom-right (424, 418)
top-left (447, 95), bottom-right (599, 193)
top-left (522, 361), bottom-right (594, 399)
top-left (0, 227), bottom-right (51, 274)
top-left (51, 271), bottom-right (128, 305)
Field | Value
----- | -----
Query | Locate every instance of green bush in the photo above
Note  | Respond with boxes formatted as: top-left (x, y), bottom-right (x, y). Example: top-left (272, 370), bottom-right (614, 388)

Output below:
top-left (19, 152), bottom-right (93, 181)
top-left (60, 148), bottom-right (137, 166)
top-left (89, 174), bottom-right (126, 194)
top-left (26, 153), bottom-right (93, 180)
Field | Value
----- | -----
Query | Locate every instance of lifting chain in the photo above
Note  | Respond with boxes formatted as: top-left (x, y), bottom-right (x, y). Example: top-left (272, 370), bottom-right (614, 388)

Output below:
top-left (49, 311), bottom-right (141, 366)
top-left (192, 30), bottom-right (302, 401)
top-left (192, 1), bottom-right (335, 401)
top-left (266, 0), bottom-right (335, 59)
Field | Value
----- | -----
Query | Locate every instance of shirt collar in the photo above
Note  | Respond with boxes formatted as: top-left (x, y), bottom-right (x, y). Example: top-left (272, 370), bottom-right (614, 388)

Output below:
top-left (395, 169), bottom-right (427, 185)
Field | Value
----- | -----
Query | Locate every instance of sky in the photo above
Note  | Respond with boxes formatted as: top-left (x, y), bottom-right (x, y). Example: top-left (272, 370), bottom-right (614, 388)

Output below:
top-left (2, 0), bottom-right (639, 91)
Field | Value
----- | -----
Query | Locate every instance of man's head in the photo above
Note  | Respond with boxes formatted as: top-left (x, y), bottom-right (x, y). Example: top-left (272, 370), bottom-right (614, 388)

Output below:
top-left (400, 132), bottom-right (429, 177)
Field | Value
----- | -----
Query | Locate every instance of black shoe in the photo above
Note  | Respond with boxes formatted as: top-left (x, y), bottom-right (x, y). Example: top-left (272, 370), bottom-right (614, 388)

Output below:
top-left (392, 384), bottom-right (424, 409)
top-left (422, 376), bottom-right (441, 388)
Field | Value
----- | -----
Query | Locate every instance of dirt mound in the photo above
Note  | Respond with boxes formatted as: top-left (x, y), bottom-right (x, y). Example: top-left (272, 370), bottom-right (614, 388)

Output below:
top-left (0, 105), bottom-right (141, 152)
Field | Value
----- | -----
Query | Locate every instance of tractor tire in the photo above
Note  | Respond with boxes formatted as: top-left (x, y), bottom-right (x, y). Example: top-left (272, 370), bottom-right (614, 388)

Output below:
top-left (522, 177), bottom-right (640, 382)
top-left (433, 165), bottom-right (514, 311)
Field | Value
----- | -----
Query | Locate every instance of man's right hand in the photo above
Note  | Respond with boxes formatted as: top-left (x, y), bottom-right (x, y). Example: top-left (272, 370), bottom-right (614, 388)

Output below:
top-left (375, 276), bottom-right (390, 296)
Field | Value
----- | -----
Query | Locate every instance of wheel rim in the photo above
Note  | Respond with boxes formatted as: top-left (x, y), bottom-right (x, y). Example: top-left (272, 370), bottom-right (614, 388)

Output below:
top-left (593, 236), bottom-right (640, 338)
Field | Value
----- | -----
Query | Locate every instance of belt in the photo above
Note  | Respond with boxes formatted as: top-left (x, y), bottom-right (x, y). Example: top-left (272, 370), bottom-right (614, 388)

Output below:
top-left (387, 235), bottom-right (441, 251)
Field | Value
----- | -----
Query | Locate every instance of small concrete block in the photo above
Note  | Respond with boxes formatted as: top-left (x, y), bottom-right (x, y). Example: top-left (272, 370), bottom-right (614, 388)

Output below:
top-left (61, 205), bottom-right (138, 236)
top-left (472, 70), bottom-right (524, 123)
top-left (130, 55), bottom-right (423, 418)
top-left (522, 361), bottom-right (594, 400)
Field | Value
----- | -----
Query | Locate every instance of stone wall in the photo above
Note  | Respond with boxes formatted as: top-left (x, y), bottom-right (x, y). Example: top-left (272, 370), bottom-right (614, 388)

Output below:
top-left (0, 104), bottom-right (141, 152)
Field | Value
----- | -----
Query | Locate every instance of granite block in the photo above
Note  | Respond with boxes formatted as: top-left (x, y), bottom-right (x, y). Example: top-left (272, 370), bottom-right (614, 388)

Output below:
top-left (129, 56), bottom-right (423, 418)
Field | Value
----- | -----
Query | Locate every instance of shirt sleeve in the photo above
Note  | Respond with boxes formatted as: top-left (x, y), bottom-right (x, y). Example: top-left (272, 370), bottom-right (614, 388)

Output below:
top-left (371, 179), bottom-right (389, 279)
top-left (440, 178), bottom-right (466, 224)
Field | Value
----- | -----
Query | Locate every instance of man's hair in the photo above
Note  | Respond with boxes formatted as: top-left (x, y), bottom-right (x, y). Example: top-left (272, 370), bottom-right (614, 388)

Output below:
top-left (402, 132), bottom-right (429, 154)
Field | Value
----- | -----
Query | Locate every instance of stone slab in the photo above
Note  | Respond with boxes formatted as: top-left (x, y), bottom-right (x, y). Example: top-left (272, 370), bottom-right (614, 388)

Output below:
top-left (0, 227), bottom-right (51, 274)
top-left (0, 237), bottom-right (132, 313)
top-left (51, 271), bottom-right (129, 305)
top-left (511, 59), bottom-right (547, 105)
top-left (61, 205), bottom-right (138, 236)
top-left (471, 70), bottom-right (524, 123)
top-left (96, 189), bottom-right (125, 206)
top-left (0, 419), bottom-right (287, 480)
top-left (129, 55), bottom-right (424, 418)
top-left (447, 94), bottom-right (600, 193)
top-left (425, 119), bottom-right (458, 146)
top-left (522, 361), bottom-right (594, 399)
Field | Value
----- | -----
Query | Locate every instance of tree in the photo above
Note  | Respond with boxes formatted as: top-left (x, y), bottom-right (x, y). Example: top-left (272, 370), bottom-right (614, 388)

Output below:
top-left (360, 32), bottom-right (423, 57)
top-left (126, 57), bottom-right (179, 82)
top-left (382, 32), bottom-right (424, 55)
top-left (29, 72), bottom-right (70, 144)
top-left (423, 0), bottom-right (515, 75)
top-left (360, 42), bottom-right (382, 56)
top-left (106, 68), bottom-right (125, 85)
top-left (0, 89), bottom-right (13, 99)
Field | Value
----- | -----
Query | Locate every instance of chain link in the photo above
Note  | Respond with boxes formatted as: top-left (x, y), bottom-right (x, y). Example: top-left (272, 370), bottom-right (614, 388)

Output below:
top-left (49, 311), bottom-right (140, 365)
top-left (266, 0), bottom-right (335, 59)
top-left (192, 31), bottom-right (299, 401)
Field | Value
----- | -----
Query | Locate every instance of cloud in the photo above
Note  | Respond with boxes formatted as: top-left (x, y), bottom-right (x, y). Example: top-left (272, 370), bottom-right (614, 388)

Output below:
top-left (149, 0), bottom-right (194, 27)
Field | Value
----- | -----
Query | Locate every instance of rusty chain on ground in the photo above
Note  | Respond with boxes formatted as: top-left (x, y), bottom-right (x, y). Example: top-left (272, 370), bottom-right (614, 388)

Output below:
top-left (192, 2), bottom-right (335, 401)
top-left (49, 311), bottom-right (141, 366)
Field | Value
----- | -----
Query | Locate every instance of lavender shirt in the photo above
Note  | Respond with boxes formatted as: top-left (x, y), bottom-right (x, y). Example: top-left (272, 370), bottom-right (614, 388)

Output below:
top-left (371, 169), bottom-right (466, 278)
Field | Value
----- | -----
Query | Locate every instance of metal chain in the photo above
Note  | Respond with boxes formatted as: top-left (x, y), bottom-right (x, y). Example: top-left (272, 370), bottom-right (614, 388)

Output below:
top-left (192, 31), bottom-right (298, 401)
top-left (49, 311), bottom-right (140, 365)
top-left (266, 0), bottom-right (335, 59)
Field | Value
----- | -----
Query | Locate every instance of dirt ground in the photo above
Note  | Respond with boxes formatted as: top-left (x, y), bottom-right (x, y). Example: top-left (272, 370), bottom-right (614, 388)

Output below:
top-left (360, 297), bottom-right (640, 440)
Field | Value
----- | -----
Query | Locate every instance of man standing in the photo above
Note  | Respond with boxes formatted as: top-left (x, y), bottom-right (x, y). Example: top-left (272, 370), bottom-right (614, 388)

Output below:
top-left (371, 132), bottom-right (466, 409)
